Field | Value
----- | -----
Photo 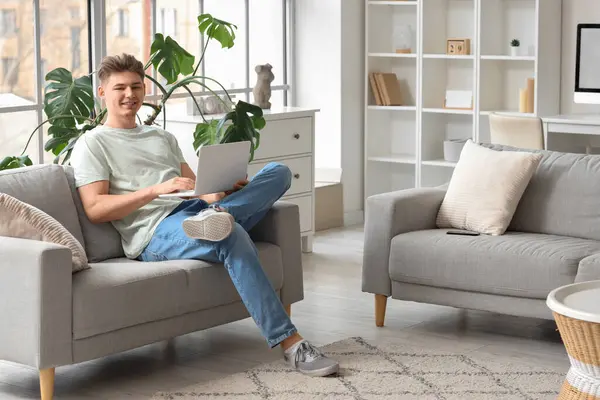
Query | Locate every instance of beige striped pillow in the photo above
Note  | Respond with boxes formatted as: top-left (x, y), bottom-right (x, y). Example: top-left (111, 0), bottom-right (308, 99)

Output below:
top-left (0, 193), bottom-right (89, 272)
top-left (436, 140), bottom-right (542, 235)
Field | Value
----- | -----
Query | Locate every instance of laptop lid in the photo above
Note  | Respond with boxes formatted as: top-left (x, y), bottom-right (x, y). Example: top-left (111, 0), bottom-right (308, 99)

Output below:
top-left (194, 141), bottom-right (251, 195)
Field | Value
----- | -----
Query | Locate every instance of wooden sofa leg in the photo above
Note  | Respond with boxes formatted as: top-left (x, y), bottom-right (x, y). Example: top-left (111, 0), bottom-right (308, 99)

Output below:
top-left (284, 304), bottom-right (291, 317)
top-left (39, 368), bottom-right (55, 400)
top-left (375, 294), bottom-right (387, 327)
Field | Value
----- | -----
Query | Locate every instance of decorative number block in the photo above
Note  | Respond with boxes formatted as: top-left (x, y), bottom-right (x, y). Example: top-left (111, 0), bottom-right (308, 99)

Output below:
top-left (446, 39), bottom-right (471, 55)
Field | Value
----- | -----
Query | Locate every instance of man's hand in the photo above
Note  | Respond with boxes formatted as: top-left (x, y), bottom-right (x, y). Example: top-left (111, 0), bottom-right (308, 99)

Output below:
top-left (150, 177), bottom-right (195, 197)
top-left (147, 176), bottom-right (247, 203)
top-left (225, 178), bottom-right (249, 196)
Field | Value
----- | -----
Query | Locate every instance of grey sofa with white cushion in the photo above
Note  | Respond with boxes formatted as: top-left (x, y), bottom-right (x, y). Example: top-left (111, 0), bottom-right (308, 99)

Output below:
top-left (0, 164), bottom-right (304, 400)
top-left (362, 144), bottom-right (600, 325)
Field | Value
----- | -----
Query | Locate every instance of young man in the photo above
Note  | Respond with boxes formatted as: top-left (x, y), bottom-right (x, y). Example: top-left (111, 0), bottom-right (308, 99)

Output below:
top-left (70, 53), bottom-right (338, 377)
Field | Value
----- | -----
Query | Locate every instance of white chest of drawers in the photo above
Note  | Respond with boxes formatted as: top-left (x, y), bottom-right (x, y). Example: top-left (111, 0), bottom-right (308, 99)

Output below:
top-left (166, 107), bottom-right (318, 252)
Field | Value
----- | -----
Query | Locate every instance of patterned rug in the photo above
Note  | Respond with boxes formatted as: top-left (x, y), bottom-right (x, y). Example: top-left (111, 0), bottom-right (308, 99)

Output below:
top-left (153, 336), bottom-right (566, 399)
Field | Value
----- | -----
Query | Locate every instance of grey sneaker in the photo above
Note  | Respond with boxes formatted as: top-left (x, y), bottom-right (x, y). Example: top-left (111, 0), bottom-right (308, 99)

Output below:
top-left (182, 207), bottom-right (234, 241)
top-left (284, 340), bottom-right (339, 377)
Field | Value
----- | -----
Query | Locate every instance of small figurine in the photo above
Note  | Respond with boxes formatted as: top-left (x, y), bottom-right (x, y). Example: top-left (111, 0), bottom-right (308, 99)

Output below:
top-left (253, 64), bottom-right (274, 109)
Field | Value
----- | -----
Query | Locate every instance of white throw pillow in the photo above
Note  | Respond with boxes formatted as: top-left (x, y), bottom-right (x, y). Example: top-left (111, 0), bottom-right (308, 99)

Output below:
top-left (0, 193), bottom-right (89, 272)
top-left (436, 140), bottom-right (542, 235)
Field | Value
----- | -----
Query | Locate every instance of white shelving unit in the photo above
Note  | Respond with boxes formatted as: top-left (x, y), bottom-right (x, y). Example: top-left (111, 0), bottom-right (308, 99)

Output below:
top-left (364, 0), bottom-right (562, 197)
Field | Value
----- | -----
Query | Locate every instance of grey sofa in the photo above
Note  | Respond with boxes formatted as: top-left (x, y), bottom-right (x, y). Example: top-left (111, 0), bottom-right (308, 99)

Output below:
top-left (362, 144), bottom-right (600, 326)
top-left (0, 164), bottom-right (304, 400)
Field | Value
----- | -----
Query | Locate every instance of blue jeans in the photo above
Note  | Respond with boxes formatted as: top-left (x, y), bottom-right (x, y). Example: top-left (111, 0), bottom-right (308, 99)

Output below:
top-left (139, 162), bottom-right (298, 348)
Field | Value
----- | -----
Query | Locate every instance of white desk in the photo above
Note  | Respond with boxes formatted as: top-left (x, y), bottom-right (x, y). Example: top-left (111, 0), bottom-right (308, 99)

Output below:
top-left (542, 114), bottom-right (600, 150)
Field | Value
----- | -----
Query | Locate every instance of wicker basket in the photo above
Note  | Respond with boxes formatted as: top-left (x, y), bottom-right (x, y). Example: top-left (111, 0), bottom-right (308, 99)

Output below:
top-left (548, 282), bottom-right (600, 399)
top-left (553, 312), bottom-right (600, 399)
top-left (559, 379), bottom-right (600, 400)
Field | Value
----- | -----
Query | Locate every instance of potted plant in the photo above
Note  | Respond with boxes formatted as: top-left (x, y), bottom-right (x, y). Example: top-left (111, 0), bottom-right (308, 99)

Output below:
top-left (510, 39), bottom-right (520, 57)
top-left (0, 13), bottom-right (265, 171)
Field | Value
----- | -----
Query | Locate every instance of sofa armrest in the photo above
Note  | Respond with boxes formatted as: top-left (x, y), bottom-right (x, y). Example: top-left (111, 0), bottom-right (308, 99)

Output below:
top-left (362, 188), bottom-right (446, 296)
top-left (249, 201), bottom-right (303, 306)
top-left (576, 254), bottom-right (600, 283)
top-left (0, 237), bottom-right (73, 369)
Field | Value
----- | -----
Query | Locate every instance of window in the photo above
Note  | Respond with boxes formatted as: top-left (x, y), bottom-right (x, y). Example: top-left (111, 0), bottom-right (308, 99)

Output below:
top-left (203, 0), bottom-right (247, 91)
top-left (41, 0), bottom-right (89, 78)
top-left (0, 2), bottom-right (34, 102)
top-left (0, 0), bottom-right (91, 164)
top-left (40, 59), bottom-right (48, 79)
top-left (117, 9), bottom-right (129, 37)
top-left (0, 9), bottom-right (17, 37)
top-left (71, 27), bottom-right (81, 70)
top-left (39, 9), bottom-right (47, 36)
top-left (70, 7), bottom-right (80, 19)
top-left (153, 0), bottom-right (198, 97)
top-left (249, 1), bottom-right (285, 87)
top-left (0, 111), bottom-right (38, 168)
top-left (41, 0), bottom-right (89, 162)
top-left (106, 1), bottom-right (148, 64)
top-left (0, 0), bottom-right (290, 165)
top-left (2, 58), bottom-right (18, 87)
top-left (158, 8), bottom-right (177, 38)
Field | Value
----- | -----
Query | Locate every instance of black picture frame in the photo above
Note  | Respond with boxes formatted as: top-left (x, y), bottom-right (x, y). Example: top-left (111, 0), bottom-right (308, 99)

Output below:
top-left (575, 23), bottom-right (600, 93)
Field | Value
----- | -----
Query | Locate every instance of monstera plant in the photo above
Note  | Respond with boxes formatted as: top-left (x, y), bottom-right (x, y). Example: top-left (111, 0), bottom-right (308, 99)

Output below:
top-left (0, 13), bottom-right (264, 171)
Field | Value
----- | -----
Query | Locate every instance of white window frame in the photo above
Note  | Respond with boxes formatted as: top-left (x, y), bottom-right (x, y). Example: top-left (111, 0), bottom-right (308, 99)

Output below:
top-left (0, 0), bottom-right (293, 164)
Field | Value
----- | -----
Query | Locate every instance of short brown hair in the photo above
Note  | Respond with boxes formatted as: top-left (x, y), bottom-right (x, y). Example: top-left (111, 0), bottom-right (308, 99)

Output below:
top-left (98, 53), bottom-right (145, 83)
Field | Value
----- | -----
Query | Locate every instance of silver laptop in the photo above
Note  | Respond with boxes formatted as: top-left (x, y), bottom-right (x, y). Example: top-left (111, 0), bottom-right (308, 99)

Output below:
top-left (159, 141), bottom-right (251, 198)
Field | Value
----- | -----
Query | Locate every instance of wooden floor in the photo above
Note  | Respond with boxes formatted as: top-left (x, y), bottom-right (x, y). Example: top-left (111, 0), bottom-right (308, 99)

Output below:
top-left (0, 225), bottom-right (568, 399)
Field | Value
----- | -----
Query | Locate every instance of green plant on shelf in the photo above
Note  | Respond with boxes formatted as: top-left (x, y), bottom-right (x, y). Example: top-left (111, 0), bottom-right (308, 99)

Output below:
top-left (0, 13), bottom-right (265, 171)
top-left (510, 39), bottom-right (520, 47)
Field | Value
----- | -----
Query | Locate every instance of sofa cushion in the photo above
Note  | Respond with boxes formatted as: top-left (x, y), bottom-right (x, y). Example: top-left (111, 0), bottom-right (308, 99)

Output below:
top-left (388, 229), bottom-right (600, 299)
top-left (436, 140), bottom-right (542, 235)
top-left (0, 164), bottom-right (85, 246)
top-left (481, 143), bottom-right (600, 241)
top-left (62, 166), bottom-right (125, 262)
top-left (72, 242), bottom-right (283, 339)
top-left (179, 243), bottom-right (283, 313)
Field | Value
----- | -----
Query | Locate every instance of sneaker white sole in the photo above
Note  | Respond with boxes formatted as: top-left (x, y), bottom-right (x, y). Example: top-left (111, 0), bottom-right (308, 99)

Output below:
top-left (182, 212), bottom-right (234, 241)
top-left (299, 363), bottom-right (339, 378)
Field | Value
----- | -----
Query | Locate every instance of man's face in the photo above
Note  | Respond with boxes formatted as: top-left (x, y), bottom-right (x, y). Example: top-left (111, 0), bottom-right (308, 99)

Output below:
top-left (98, 71), bottom-right (145, 119)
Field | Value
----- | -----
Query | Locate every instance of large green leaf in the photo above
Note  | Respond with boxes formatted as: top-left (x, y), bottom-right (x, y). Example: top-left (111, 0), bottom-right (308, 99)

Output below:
top-left (45, 126), bottom-right (80, 156)
top-left (43, 68), bottom-right (94, 128)
top-left (198, 14), bottom-right (237, 49)
top-left (0, 155), bottom-right (33, 171)
top-left (149, 34), bottom-right (195, 84)
top-left (193, 120), bottom-right (220, 150)
top-left (191, 101), bottom-right (265, 162)
top-left (222, 101), bottom-right (263, 161)
top-left (236, 101), bottom-right (263, 151)
top-left (53, 134), bottom-right (81, 165)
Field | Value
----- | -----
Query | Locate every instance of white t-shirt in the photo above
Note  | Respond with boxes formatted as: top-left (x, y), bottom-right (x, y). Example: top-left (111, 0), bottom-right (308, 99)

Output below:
top-left (70, 124), bottom-right (187, 259)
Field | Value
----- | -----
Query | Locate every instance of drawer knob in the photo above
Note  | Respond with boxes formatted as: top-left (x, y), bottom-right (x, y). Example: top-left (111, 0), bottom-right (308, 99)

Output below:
top-left (294, 173), bottom-right (300, 179)
top-left (293, 133), bottom-right (300, 139)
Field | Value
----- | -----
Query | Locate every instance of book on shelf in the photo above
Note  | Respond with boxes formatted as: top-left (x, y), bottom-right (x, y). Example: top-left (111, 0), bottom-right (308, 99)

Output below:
top-left (518, 77), bottom-right (535, 113)
top-left (369, 72), bottom-right (403, 106)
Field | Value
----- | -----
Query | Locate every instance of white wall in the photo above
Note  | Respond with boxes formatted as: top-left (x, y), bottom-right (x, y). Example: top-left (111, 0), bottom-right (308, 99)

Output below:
top-left (293, 0), bottom-right (342, 171)
top-left (298, 0), bottom-right (600, 221)
top-left (294, 0), bottom-right (366, 222)
top-left (561, 0), bottom-right (600, 115)
top-left (340, 0), bottom-right (365, 221)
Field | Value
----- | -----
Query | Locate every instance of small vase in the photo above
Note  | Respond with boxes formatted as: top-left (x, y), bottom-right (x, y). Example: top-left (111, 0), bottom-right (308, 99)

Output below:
top-left (510, 46), bottom-right (520, 57)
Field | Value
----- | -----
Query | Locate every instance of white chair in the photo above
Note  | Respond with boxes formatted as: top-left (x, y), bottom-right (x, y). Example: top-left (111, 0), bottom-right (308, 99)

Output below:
top-left (488, 113), bottom-right (545, 150)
